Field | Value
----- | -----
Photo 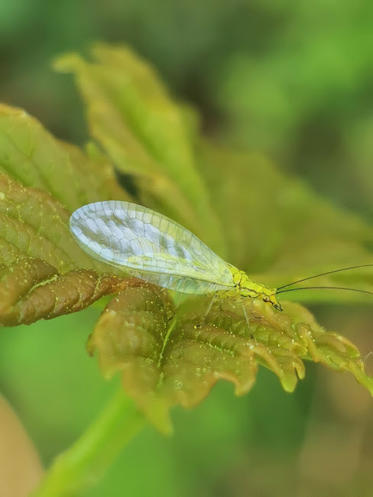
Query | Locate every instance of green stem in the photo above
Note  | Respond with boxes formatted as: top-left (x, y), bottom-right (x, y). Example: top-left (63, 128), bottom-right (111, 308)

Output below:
top-left (31, 389), bottom-right (145, 497)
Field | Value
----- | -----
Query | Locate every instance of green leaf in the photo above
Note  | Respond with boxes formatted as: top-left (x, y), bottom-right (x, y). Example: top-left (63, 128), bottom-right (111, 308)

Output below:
top-left (53, 44), bottom-right (226, 255)
top-left (0, 104), bottom-right (130, 212)
top-left (198, 141), bottom-right (373, 304)
top-left (89, 282), bottom-right (373, 433)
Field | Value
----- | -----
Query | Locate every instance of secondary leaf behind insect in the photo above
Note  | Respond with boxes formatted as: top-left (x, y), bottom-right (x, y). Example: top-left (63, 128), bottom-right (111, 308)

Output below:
top-left (89, 281), bottom-right (373, 433)
top-left (198, 141), bottom-right (373, 303)
top-left (54, 44), bottom-right (226, 255)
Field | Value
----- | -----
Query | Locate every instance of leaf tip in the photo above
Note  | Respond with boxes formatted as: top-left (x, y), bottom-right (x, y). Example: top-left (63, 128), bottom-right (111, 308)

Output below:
top-left (53, 53), bottom-right (83, 74)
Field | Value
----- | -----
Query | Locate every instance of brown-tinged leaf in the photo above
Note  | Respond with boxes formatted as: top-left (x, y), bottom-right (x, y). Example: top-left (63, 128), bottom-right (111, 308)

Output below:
top-left (89, 282), bottom-right (373, 433)
top-left (0, 172), bottom-right (129, 325)
top-left (0, 174), bottom-right (110, 272)
top-left (0, 257), bottom-right (130, 326)
top-left (54, 44), bottom-right (226, 255)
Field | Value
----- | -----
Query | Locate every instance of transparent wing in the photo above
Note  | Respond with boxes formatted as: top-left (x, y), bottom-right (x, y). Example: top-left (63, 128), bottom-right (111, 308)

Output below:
top-left (70, 201), bottom-right (234, 294)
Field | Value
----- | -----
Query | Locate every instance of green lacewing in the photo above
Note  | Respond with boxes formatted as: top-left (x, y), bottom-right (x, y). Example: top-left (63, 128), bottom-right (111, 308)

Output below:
top-left (69, 201), bottom-right (281, 309)
top-left (70, 201), bottom-right (373, 311)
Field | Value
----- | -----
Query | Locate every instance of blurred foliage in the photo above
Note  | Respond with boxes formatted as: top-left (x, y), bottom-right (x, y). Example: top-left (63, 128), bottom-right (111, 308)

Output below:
top-left (0, 395), bottom-right (43, 496)
top-left (208, 1), bottom-right (373, 219)
top-left (198, 142), bottom-right (373, 302)
top-left (1, 1), bottom-right (372, 219)
top-left (0, 2), bottom-right (372, 496)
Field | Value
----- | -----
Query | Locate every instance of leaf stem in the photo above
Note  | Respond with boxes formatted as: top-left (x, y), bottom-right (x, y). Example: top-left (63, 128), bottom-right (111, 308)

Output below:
top-left (31, 389), bottom-right (145, 497)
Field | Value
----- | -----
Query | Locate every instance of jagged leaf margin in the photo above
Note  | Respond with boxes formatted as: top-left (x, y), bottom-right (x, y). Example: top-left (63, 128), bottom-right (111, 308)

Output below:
top-left (89, 281), bottom-right (373, 433)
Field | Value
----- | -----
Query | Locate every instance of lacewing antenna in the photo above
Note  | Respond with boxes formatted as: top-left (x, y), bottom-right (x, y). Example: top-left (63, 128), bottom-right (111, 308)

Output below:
top-left (276, 286), bottom-right (373, 297)
top-left (277, 264), bottom-right (373, 291)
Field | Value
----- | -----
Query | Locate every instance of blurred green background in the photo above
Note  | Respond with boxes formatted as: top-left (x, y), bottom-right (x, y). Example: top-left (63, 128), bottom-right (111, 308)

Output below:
top-left (0, 1), bottom-right (372, 496)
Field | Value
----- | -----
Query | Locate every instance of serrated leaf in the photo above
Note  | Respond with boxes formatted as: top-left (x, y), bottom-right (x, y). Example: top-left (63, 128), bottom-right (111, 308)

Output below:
top-left (54, 44), bottom-right (226, 255)
top-left (198, 141), bottom-right (373, 304)
top-left (0, 257), bottom-right (128, 326)
top-left (89, 282), bottom-right (373, 433)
